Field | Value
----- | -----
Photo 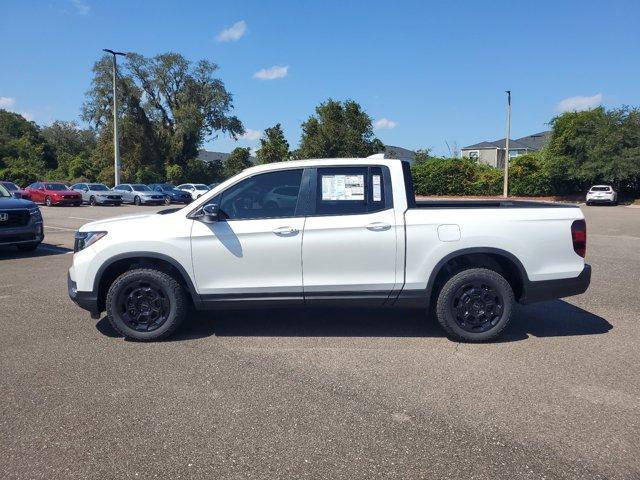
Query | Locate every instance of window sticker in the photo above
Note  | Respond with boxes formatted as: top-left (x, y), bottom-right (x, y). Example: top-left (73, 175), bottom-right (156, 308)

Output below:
top-left (372, 175), bottom-right (381, 202)
top-left (321, 174), bottom-right (365, 200)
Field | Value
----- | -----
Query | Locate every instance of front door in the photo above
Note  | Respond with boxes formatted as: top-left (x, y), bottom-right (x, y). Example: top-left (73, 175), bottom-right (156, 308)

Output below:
top-left (302, 166), bottom-right (399, 304)
top-left (191, 168), bottom-right (306, 303)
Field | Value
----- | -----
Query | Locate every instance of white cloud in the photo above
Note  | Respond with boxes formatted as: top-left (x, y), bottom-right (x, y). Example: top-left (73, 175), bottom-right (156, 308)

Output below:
top-left (0, 96), bottom-right (15, 109)
top-left (216, 20), bottom-right (247, 42)
top-left (71, 0), bottom-right (90, 15)
top-left (240, 128), bottom-right (262, 141)
top-left (373, 118), bottom-right (397, 130)
top-left (556, 93), bottom-right (603, 113)
top-left (253, 65), bottom-right (289, 80)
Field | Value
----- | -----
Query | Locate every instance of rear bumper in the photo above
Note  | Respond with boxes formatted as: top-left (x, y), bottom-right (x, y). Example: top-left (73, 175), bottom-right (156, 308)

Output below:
top-left (68, 272), bottom-right (101, 319)
top-left (520, 264), bottom-right (591, 304)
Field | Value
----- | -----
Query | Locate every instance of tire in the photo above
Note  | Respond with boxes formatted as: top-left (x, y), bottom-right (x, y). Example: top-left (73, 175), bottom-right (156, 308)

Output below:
top-left (90, 196), bottom-right (97, 206)
top-left (17, 242), bottom-right (39, 252)
top-left (164, 195), bottom-right (172, 206)
top-left (134, 196), bottom-right (141, 206)
top-left (106, 268), bottom-right (188, 341)
top-left (586, 201), bottom-right (591, 206)
top-left (45, 196), bottom-right (52, 207)
top-left (435, 267), bottom-right (514, 342)
top-left (114, 202), bottom-right (122, 207)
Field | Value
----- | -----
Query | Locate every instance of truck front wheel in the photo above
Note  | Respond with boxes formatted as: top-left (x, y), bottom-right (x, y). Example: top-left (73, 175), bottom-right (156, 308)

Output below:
top-left (435, 268), bottom-right (514, 342)
top-left (106, 268), bottom-right (188, 341)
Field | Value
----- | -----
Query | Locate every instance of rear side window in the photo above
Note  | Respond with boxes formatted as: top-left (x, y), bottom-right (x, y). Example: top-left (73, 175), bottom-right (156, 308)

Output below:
top-left (314, 166), bottom-right (390, 216)
top-left (591, 186), bottom-right (611, 192)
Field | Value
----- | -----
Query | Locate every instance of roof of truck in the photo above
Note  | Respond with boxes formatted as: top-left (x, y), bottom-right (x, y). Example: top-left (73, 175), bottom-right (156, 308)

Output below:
top-left (243, 157), bottom-right (403, 174)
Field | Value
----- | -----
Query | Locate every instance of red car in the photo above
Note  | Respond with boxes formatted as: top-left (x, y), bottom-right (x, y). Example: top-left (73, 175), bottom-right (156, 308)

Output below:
top-left (25, 182), bottom-right (82, 207)
top-left (0, 181), bottom-right (32, 200)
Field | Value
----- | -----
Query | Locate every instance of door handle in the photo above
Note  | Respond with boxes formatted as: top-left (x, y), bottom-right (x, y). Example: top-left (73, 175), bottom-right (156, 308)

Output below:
top-left (273, 226), bottom-right (299, 236)
top-left (366, 222), bottom-right (391, 231)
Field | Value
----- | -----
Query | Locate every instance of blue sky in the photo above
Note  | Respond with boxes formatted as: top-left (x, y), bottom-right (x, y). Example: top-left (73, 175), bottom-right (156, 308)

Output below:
top-left (1, 0), bottom-right (639, 156)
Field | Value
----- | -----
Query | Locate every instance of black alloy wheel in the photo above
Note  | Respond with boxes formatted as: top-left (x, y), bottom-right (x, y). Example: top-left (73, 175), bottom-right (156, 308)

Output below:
top-left (90, 196), bottom-right (97, 206)
top-left (116, 279), bottom-right (169, 332)
top-left (134, 196), bottom-right (141, 206)
top-left (450, 281), bottom-right (504, 333)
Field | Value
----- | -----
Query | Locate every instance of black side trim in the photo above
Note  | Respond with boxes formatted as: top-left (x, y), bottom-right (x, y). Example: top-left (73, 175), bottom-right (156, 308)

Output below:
top-left (199, 290), bottom-right (393, 309)
top-left (520, 264), bottom-right (591, 304)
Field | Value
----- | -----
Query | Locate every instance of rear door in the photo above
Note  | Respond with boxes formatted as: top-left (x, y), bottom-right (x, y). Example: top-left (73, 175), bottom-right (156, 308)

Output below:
top-left (301, 165), bottom-right (399, 304)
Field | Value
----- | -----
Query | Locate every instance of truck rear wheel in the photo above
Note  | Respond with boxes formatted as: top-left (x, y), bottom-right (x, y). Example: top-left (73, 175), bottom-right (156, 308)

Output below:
top-left (435, 268), bottom-right (514, 342)
top-left (106, 268), bottom-right (188, 341)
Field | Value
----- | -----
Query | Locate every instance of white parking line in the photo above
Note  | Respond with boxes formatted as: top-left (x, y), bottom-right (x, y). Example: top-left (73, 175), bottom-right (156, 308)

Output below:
top-left (69, 216), bottom-right (96, 221)
top-left (44, 225), bottom-right (77, 231)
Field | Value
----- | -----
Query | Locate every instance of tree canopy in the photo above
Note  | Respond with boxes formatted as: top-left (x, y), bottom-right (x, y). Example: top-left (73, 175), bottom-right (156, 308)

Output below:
top-left (256, 124), bottom-right (290, 164)
top-left (223, 147), bottom-right (252, 178)
top-left (295, 99), bottom-right (384, 159)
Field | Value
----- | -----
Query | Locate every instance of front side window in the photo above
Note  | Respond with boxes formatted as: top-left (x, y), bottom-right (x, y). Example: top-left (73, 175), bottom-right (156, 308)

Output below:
top-left (217, 169), bottom-right (303, 220)
top-left (88, 184), bottom-right (109, 191)
top-left (2, 182), bottom-right (18, 191)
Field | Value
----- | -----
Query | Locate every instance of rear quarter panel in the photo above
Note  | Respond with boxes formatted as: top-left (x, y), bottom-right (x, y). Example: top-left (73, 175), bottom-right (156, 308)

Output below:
top-left (404, 206), bottom-right (586, 290)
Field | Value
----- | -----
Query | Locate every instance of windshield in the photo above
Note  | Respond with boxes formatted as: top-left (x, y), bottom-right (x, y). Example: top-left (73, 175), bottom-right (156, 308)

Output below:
top-left (194, 184), bottom-right (210, 190)
top-left (45, 183), bottom-right (68, 191)
top-left (590, 186), bottom-right (610, 192)
top-left (0, 184), bottom-right (10, 197)
top-left (88, 184), bottom-right (110, 191)
top-left (1, 182), bottom-right (19, 191)
top-left (132, 184), bottom-right (151, 191)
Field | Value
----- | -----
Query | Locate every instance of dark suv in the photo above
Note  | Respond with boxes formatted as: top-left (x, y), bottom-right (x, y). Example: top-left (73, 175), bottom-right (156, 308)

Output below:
top-left (0, 183), bottom-right (44, 251)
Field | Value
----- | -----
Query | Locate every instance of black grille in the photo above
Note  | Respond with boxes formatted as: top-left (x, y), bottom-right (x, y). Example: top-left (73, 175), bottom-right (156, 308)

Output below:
top-left (0, 209), bottom-right (30, 228)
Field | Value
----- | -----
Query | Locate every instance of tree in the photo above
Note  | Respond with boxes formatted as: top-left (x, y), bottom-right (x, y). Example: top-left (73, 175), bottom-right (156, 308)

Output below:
top-left (295, 99), bottom-right (384, 159)
top-left (82, 52), bottom-right (244, 181)
top-left (547, 107), bottom-right (640, 194)
top-left (256, 124), bottom-right (290, 164)
top-left (0, 110), bottom-right (54, 185)
top-left (223, 147), bottom-right (252, 178)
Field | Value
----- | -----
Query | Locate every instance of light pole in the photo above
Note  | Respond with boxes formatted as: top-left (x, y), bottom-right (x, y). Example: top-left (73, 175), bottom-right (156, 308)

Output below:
top-left (503, 90), bottom-right (511, 198)
top-left (103, 49), bottom-right (127, 186)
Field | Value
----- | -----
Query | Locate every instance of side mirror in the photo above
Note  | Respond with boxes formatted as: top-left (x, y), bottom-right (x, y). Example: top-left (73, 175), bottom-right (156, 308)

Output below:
top-left (201, 203), bottom-right (219, 223)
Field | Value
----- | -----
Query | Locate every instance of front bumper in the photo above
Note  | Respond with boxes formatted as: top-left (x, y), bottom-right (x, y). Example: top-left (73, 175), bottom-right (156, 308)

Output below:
top-left (520, 264), bottom-right (591, 304)
top-left (68, 272), bottom-right (101, 319)
top-left (53, 198), bottom-right (82, 205)
top-left (0, 222), bottom-right (44, 247)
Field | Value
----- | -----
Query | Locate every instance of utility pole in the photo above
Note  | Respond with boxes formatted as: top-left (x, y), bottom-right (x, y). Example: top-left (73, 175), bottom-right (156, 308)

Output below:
top-left (503, 90), bottom-right (511, 198)
top-left (103, 49), bottom-right (127, 186)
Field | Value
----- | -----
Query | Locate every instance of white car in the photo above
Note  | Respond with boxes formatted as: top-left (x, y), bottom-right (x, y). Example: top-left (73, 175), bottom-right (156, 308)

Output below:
top-left (68, 158), bottom-right (590, 342)
top-left (177, 183), bottom-right (210, 200)
top-left (586, 185), bottom-right (617, 205)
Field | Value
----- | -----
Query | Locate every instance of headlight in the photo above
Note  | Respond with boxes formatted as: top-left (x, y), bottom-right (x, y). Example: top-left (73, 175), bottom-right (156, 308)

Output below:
top-left (29, 208), bottom-right (42, 221)
top-left (74, 231), bottom-right (107, 252)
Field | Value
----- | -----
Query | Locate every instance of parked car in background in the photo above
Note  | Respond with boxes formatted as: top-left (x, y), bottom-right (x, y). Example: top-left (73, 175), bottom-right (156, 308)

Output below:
top-left (113, 184), bottom-right (165, 205)
top-left (586, 185), bottom-right (617, 205)
top-left (177, 183), bottom-right (210, 200)
top-left (0, 181), bottom-right (32, 201)
top-left (24, 182), bottom-right (82, 207)
top-left (208, 182), bottom-right (221, 190)
top-left (71, 183), bottom-right (123, 206)
top-left (148, 183), bottom-right (192, 205)
top-left (263, 185), bottom-right (300, 211)
top-left (0, 183), bottom-right (44, 251)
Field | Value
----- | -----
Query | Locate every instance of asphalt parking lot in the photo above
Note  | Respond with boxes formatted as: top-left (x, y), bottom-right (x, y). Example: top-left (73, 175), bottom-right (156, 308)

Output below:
top-left (1, 203), bottom-right (639, 479)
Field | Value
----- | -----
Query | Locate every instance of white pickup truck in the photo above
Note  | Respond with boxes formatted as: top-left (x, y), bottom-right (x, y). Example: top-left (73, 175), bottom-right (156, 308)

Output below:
top-left (68, 158), bottom-right (590, 342)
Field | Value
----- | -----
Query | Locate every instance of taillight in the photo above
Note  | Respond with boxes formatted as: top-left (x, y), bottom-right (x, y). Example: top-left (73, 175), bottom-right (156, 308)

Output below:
top-left (571, 220), bottom-right (587, 258)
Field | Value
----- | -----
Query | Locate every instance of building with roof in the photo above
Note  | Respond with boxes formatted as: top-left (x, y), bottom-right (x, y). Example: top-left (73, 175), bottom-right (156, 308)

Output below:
top-left (461, 131), bottom-right (550, 168)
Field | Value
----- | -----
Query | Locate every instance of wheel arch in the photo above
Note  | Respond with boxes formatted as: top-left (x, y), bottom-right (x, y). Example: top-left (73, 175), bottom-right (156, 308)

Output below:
top-left (94, 252), bottom-right (200, 312)
top-left (426, 247), bottom-right (529, 306)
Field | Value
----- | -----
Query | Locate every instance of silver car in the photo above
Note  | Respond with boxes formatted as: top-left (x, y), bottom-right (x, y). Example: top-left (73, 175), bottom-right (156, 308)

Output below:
top-left (113, 184), bottom-right (165, 205)
top-left (71, 183), bottom-right (123, 206)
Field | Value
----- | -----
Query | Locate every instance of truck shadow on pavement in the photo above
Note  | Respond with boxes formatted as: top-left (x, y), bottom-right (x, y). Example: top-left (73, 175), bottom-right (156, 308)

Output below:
top-left (96, 299), bottom-right (612, 342)
top-left (0, 243), bottom-right (72, 259)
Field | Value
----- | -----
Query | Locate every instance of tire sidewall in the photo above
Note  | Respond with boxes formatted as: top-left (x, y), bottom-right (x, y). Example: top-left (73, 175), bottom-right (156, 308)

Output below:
top-left (106, 269), bottom-right (186, 341)
top-left (436, 268), bottom-right (514, 342)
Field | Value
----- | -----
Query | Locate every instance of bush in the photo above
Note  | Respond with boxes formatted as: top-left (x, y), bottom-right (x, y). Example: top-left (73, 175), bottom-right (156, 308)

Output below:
top-left (509, 154), bottom-right (552, 196)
